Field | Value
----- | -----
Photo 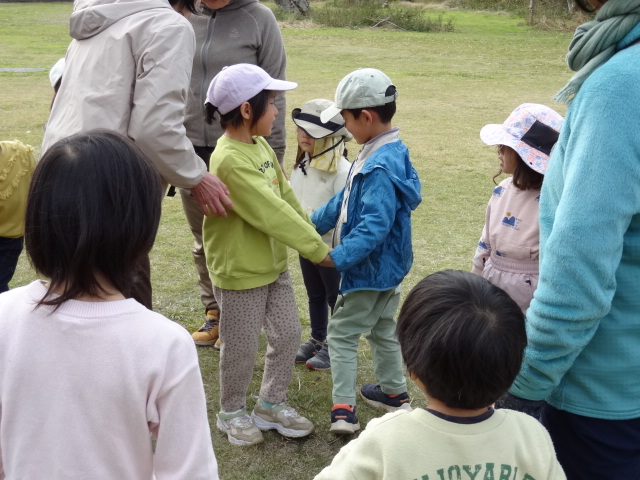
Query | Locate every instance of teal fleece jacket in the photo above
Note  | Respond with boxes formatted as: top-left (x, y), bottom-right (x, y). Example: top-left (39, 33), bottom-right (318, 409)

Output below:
top-left (511, 26), bottom-right (640, 420)
top-left (202, 136), bottom-right (329, 290)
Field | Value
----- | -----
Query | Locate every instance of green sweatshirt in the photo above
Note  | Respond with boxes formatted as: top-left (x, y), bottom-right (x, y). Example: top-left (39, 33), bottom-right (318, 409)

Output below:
top-left (203, 135), bottom-right (329, 290)
top-left (315, 408), bottom-right (566, 480)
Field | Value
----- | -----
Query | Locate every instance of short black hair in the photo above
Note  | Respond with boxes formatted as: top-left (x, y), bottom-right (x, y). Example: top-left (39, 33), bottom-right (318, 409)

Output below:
top-left (397, 270), bottom-right (526, 410)
top-left (345, 85), bottom-right (397, 124)
top-left (168, 0), bottom-right (198, 14)
top-left (26, 129), bottom-right (163, 308)
top-left (205, 90), bottom-right (271, 131)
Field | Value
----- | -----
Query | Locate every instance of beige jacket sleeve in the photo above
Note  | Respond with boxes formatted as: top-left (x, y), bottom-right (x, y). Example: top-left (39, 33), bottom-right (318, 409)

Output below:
top-left (128, 24), bottom-right (206, 188)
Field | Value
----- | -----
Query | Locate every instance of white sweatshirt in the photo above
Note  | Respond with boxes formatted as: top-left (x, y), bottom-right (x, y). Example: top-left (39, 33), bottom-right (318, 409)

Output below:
top-left (290, 156), bottom-right (351, 246)
top-left (0, 281), bottom-right (218, 480)
top-left (472, 177), bottom-right (541, 274)
top-left (315, 408), bottom-right (565, 480)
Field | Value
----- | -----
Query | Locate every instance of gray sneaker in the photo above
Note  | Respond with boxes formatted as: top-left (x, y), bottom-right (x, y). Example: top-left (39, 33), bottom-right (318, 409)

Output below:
top-left (305, 343), bottom-right (330, 371)
top-left (216, 409), bottom-right (264, 446)
top-left (252, 400), bottom-right (314, 438)
top-left (295, 338), bottom-right (323, 364)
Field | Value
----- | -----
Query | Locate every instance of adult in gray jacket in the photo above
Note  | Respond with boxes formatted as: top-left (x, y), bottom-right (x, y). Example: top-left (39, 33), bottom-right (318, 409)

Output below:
top-left (182, 0), bottom-right (288, 344)
top-left (42, 0), bottom-right (233, 310)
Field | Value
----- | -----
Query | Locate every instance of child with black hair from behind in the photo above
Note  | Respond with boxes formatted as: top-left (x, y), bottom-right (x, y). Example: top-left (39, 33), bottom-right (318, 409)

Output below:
top-left (0, 130), bottom-right (218, 479)
top-left (315, 270), bottom-right (566, 480)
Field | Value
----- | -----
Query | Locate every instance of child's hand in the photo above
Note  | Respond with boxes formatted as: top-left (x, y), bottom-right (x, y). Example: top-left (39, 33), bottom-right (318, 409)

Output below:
top-left (318, 254), bottom-right (335, 268)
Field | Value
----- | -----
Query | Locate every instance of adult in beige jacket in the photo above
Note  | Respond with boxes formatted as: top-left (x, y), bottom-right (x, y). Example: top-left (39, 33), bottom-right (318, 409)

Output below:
top-left (42, 0), bottom-right (233, 309)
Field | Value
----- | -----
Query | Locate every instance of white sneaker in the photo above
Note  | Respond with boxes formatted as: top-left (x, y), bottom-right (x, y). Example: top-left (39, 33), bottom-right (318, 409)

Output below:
top-left (216, 409), bottom-right (264, 446)
top-left (252, 400), bottom-right (314, 438)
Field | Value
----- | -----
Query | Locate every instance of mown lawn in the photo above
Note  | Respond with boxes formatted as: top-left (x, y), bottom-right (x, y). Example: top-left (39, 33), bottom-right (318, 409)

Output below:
top-left (1, 3), bottom-right (572, 478)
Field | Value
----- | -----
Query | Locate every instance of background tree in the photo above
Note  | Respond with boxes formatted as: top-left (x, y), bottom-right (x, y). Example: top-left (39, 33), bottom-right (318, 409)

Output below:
top-left (274, 0), bottom-right (310, 15)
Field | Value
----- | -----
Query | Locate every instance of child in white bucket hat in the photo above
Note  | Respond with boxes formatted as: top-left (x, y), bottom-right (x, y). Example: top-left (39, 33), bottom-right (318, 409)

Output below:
top-left (472, 103), bottom-right (563, 313)
top-left (200, 64), bottom-right (332, 446)
top-left (290, 99), bottom-right (352, 371)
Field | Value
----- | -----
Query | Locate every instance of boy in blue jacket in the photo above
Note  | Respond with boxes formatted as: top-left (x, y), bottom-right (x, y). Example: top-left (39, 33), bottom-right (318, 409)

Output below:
top-left (313, 68), bottom-right (422, 434)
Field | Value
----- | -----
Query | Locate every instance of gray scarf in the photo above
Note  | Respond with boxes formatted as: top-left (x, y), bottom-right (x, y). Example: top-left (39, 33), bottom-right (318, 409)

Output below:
top-left (554, 0), bottom-right (640, 104)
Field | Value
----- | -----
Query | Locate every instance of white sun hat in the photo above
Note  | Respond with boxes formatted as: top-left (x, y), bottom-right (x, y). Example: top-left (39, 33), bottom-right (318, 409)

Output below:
top-left (49, 58), bottom-right (65, 88)
top-left (291, 98), bottom-right (351, 140)
top-left (480, 103), bottom-right (563, 175)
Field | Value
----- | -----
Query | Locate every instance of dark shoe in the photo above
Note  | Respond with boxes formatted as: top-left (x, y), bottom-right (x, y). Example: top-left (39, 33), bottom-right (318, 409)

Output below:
top-left (305, 343), bottom-right (330, 371)
top-left (295, 338), bottom-right (323, 364)
top-left (330, 404), bottom-right (360, 435)
top-left (359, 384), bottom-right (412, 412)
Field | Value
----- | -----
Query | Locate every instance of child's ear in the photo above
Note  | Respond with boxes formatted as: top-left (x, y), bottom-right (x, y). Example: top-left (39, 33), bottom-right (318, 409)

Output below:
top-left (239, 101), bottom-right (252, 120)
top-left (409, 372), bottom-right (429, 396)
top-left (362, 109), bottom-right (376, 125)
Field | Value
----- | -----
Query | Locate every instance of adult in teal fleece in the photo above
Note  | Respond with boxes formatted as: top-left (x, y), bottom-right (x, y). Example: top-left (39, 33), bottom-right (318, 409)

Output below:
top-left (503, 1), bottom-right (640, 477)
top-left (311, 140), bottom-right (422, 292)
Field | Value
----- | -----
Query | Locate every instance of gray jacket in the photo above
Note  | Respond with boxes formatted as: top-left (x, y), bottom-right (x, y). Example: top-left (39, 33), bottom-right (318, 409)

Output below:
top-left (43, 0), bottom-right (206, 188)
top-left (184, 0), bottom-right (288, 161)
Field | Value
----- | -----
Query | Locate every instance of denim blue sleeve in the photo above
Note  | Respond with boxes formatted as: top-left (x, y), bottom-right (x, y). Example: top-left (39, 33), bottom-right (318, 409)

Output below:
top-left (311, 189), bottom-right (344, 236)
top-left (330, 169), bottom-right (396, 272)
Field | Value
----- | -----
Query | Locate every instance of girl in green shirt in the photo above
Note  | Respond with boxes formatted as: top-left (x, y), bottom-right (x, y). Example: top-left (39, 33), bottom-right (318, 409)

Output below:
top-left (202, 64), bottom-right (331, 446)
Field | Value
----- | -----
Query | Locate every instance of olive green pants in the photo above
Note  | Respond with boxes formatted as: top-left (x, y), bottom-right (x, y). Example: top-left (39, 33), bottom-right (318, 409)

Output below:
top-left (328, 287), bottom-right (407, 405)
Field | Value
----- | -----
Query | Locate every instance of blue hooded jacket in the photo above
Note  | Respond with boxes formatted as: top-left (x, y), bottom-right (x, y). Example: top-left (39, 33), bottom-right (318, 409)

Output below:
top-left (311, 138), bottom-right (422, 293)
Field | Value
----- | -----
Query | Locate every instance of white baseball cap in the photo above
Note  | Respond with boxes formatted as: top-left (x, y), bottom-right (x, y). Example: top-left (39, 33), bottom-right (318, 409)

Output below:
top-left (205, 63), bottom-right (297, 115)
top-left (320, 68), bottom-right (398, 123)
top-left (49, 58), bottom-right (65, 88)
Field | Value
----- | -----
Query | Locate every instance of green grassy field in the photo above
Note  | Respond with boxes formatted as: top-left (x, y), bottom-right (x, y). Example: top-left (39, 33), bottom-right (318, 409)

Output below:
top-left (1, 3), bottom-right (572, 478)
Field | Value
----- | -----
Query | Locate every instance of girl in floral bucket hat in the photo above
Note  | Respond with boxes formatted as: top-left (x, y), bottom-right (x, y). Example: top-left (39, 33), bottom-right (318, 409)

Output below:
top-left (290, 98), bottom-right (352, 371)
top-left (471, 103), bottom-right (563, 313)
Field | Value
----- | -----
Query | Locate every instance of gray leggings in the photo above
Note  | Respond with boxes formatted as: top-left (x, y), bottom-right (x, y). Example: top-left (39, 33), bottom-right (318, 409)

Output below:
top-left (214, 270), bottom-right (301, 412)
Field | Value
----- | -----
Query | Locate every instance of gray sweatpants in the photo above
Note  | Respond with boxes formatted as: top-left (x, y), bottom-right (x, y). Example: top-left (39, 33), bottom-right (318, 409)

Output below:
top-left (214, 271), bottom-right (301, 412)
top-left (180, 186), bottom-right (219, 313)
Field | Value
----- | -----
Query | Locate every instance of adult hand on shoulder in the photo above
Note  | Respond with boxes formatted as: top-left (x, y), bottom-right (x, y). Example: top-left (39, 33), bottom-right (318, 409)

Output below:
top-left (191, 173), bottom-right (233, 217)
